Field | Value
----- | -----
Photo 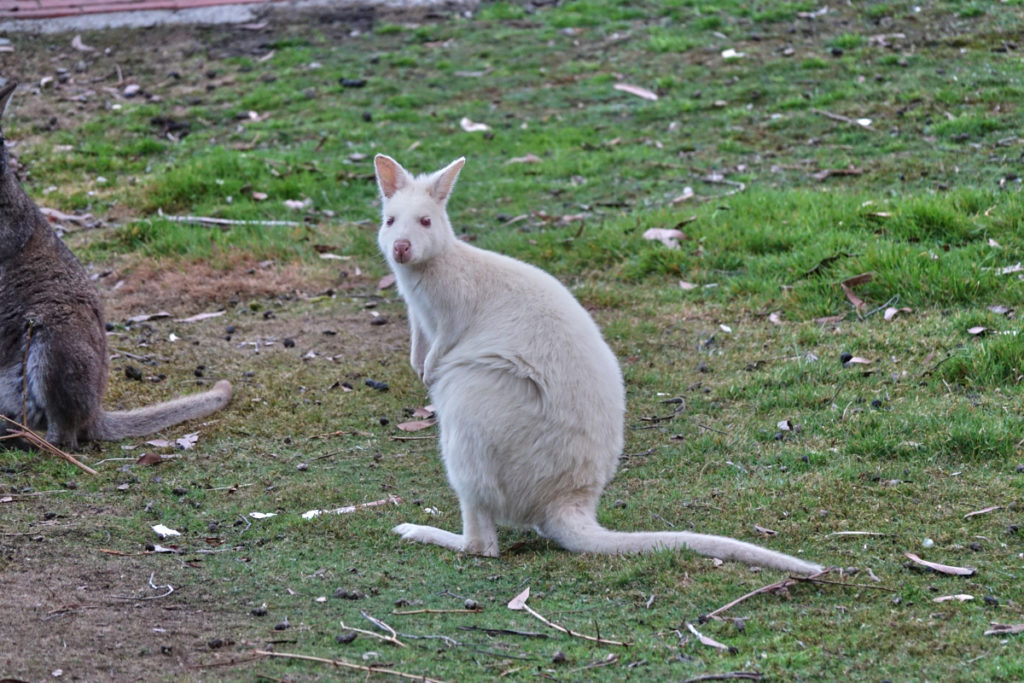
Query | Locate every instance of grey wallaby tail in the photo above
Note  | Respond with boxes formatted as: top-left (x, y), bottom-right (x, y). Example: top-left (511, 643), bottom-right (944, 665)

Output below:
top-left (542, 506), bottom-right (823, 575)
top-left (91, 380), bottom-right (233, 441)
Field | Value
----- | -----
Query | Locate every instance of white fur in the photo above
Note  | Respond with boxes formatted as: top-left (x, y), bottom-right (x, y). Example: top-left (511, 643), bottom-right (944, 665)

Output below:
top-left (375, 155), bottom-right (822, 574)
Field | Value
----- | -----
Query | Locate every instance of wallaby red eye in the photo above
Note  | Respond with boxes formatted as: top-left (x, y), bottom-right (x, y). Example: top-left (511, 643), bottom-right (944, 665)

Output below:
top-left (419, 216), bottom-right (431, 227)
top-left (386, 216), bottom-right (395, 226)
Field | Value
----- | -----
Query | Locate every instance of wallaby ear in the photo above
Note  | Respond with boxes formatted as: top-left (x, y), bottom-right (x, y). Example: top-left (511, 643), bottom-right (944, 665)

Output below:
top-left (375, 154), bottom-right (412, 199)
top-left (0, 82), bottom-right (16, 126)
top-left (428, 157), bottom-right (466, 203)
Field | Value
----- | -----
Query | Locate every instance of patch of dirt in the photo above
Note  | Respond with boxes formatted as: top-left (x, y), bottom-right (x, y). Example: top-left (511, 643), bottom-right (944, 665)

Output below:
top-left (93, 256), bottom-right (348, 319)
top-left (0, 543), bottom-right (257, 681)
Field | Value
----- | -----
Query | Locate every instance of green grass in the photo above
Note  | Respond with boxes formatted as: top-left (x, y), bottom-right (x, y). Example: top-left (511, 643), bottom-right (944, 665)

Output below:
top-left (3, 0), bottom-right (1024, 681)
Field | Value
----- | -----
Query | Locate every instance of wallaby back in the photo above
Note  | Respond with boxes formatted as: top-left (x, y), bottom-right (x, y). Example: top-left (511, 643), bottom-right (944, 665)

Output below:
top-left (0, 83), bottom-right (232, 450)
top-left (376, 155), bottom-right (823, 575)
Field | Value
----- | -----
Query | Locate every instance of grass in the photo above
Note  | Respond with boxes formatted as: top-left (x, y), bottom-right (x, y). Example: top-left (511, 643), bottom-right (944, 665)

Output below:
top-left (3, 0), bottom-right (1024, 681)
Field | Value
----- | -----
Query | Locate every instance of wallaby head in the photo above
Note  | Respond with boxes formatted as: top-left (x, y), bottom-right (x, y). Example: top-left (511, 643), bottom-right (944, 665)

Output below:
top-left (374, 154), bottom-right (465, 269)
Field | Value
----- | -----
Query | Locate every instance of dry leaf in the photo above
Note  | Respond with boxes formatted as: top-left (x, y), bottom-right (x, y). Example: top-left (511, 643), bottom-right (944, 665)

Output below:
top-left (754, 524), bottom-right (778, 536)
top-left (768, 311), bottom-right (783, 325)
top-left (248, 512), bottom-right (277, 519)
top-left (721, 48), bottom-right (746, 59)
top-left (71, 35), bottom-right (95, 52)
top-left (679, 281), bottom-right (699, 290)
top-left (883, 307), bottom-right (912, 321)
top-left (283, 198), bottom-right (312, 210)
top-left (152, 524), bottom-right (181, 538)
top-left (963, 505), bottom-right (1001, 519)
top-left (968, 326), bottom-right (988, 336)
top-left (506, 154), bottom-right (542, 164)
top-left (135, 453), bottom-right (164, 466)
top-left (1, 496), bottom-right (12, 504)
top-left (843, 356), bottom-right (872, 366)
top-left (776, 420), bottom-right (793, 431)
top-left (127, 311), bottom-right (172, 323)
top-left (840, 283), bottom-right (865, 311)
top-left (815, 314), bottom-right (847, 325)
top-left (175, 310), bottom-right (226, 323)
top-left (987, 305), bottom-right (1011, 315)
top-left (396, 419), bottom-right (437, 432)
top-left (613, 83), bottom-right (658, 101)
top-left (412, 405), bottom-right (436, 418)
top-left (377, 273), bottom-right (396, 290)
top-left (686, 622), bottom-right (731, 651)
top-left (987, 238), bottom-right (1002, 248)
top-left (984, 623), bottom-right (1024, 636)
top-left (507, 587), bottom-right (531, 610)
top-left (459, 117), bottom-right (491, 132)
top-left (933, 594), bottom-right (974, 603)
top-left (176, 432), bottom-right (199, 450)
top-left (145, 439), bottom-right (172, 448)
top-left (904, 552), bottom-right (976, 576)
top-left (643, 228), bottom-right (686, 249)
top-left (252, 191), bottom-right (268, 201)
top-left (842, 272), bottom-right (874, 288)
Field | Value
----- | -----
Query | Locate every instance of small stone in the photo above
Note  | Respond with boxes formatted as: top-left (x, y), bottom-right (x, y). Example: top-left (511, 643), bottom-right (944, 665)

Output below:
top-left (274, 618), bottom-right (290, 631)
top-left (379, 417), bottom-right (389, 426)
top-left (263, 310), bottom-right (275, 319)
top-left (922, 538), bottom-right (934, 548)
top-left (124, 365), bottom-right (144, 381)
top-left (983, 595), bottom-right (999, 606)
top-left (340, 78), bottom-right (367, 88)
top-left (464, 598), bottom-right (480, 610)
top-left (283, 338), bottom-right (295, 348)
top-left (207, 638), bottom-right (224, 649)
top-left (552, 651), bottom-right (567, 664)
top-left (334, 588), bottom-right (366, 600)
top-left (251, 605), bottom-right (268, 617)
top-left (225, 325), bottom-right (236, 334)
top-left (336, 631), bottom-right (358, 644)
top-left (296, 463), bottom-right (309, 471)
top-left (365, 379), bottom-right (389, 392)
top-left (1015, 464), bottom-right (1024, 473)
top-left (839, 352), bottom-right (853, 365)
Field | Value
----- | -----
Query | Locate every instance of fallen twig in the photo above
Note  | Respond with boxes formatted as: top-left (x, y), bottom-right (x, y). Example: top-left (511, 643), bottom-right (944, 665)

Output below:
top-left (457, 625), bottom-right (549, 638)
top-left (394, 608), bottom-right (482, 615)
top-left (683, 673), bottom-right (764, 682)
top-left (703, 569), bottom-right (830, 621)
top-left (812, 108), bottom-right (876, 130)
top-left (507, 587), bottom-right (629, 646)
top-left (0, 416), bottom-right (98, 475)
top-left (251, 650), bottom-right (447, 682)
top-left (157, 210), bottom-right (302, 229)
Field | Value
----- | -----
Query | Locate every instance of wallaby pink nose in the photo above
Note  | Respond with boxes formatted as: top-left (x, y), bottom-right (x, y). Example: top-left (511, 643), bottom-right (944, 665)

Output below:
top-left (393, 239), bottom-right (412, 264)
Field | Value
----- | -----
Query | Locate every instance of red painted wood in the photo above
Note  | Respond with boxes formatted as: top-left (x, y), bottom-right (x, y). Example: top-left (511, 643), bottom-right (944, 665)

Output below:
top-left (1, 0), bottom-right (287, 20)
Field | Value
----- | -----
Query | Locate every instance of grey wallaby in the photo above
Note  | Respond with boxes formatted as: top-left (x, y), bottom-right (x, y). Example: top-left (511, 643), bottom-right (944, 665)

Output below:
top-left (0, 82), bottom-right (232, 449)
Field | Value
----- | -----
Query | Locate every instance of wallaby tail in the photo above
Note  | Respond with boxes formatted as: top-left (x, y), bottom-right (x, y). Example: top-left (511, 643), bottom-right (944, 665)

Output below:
top-left (543, 507), bottom-right (822, 575)
top-left (91, 380), bottom-right (232, 441)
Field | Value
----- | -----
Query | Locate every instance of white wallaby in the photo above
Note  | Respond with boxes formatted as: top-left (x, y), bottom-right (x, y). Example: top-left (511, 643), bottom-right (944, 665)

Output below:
top-left (374, 154), bottom-right (822, 575)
